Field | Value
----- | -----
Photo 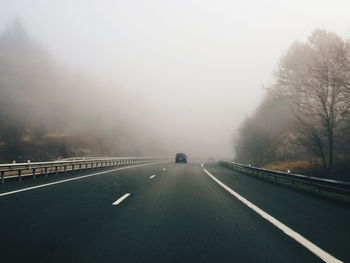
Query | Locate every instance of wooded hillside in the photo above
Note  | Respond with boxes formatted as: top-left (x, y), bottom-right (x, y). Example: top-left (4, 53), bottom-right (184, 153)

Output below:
top-left (234, 29), bottom-right (350, 178)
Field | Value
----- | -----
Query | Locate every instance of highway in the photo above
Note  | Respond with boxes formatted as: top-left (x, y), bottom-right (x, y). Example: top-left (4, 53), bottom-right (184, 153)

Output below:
top-left (0, 161), bottom-right (349, 263)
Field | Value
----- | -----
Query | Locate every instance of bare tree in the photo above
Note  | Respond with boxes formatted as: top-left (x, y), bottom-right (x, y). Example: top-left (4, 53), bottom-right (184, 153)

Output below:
top-left (275, 30), bottom-right (350, 175)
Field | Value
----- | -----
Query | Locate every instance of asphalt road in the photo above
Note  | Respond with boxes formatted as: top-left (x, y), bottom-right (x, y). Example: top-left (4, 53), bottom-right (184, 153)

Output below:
top-left (0, 161), bottom-right (349, 263)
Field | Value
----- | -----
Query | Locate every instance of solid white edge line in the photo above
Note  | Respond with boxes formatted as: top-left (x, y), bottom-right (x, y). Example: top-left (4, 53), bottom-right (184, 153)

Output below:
top-left (202, 168), bottom-right (342, 263)
top-left (150, 175), bottom-right (156, 179)
top-left (112, 193), bottom-right (130, 205)
top-left (0, 162), bottom-right (170, 197)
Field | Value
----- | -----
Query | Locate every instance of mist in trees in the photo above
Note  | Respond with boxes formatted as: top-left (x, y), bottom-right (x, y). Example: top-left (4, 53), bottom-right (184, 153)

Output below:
top-left (0, 22), bottom-right (164, 162)
top-left (276, 30), bottom-right (350, 175)
top-left (234, 29), bottom-right (350, 177)
top-left (234, 92), bottom-right (294, 166)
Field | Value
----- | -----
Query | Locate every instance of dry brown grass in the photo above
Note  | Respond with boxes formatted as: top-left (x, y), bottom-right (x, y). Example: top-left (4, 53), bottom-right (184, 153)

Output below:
top-left (45, 133), bottom-right (69, 138)
top-left (22, 136), bottom-right (32, 142)
top-left (263, 160), bottom-right (311, 173)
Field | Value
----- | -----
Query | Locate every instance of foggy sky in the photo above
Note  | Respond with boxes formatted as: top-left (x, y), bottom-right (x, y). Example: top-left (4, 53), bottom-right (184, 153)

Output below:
top-left (1, 0), bottom-right (350, 158)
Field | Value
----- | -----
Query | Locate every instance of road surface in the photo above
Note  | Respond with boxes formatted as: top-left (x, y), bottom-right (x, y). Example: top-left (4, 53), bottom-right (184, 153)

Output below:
top-left (0, 161), bottom-right (349, 262)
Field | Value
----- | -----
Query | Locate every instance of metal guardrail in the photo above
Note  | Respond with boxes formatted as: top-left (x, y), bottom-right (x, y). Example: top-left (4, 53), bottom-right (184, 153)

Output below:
top-left (0, 157), bottom-right (171, 183)
top-left (220, 160), bottom-right (350, 196)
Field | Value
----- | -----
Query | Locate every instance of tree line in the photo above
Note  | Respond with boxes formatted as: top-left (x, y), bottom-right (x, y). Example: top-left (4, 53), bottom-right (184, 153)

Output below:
top-left (234, 29), bottom-right (350, 178)
top-left (0, 21), bottom-right (163, 162)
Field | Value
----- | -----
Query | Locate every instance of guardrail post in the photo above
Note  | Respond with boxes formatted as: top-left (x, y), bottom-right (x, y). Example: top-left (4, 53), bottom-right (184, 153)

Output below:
top-left (72, 164), bottom-right (75, 173)
top-left (45, 167), bottom-right (48, 178)
top-left (55, 166), bottom-right (58, 175)
top-left (18, 170), bottom-right (22, 182)
top-left (79, 164), bottom-right (82, 172)
top-left (32, 168), bottom-right (36, 180)
top-left (1, 171), bottom-right (4, 183)
top-left (64, 165), bottom-right (67, 174)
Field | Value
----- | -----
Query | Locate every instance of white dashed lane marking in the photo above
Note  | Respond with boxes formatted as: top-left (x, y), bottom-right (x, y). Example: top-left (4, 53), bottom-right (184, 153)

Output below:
top-left (112, 193), bottom-right (130, 205)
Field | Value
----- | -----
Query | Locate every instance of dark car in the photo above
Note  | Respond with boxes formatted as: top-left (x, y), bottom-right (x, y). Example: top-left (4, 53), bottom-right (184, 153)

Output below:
top-left (175, 153), bottom-right (187, 163)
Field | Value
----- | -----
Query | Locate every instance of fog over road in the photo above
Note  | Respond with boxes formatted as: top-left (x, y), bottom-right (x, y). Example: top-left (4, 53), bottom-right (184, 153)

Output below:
top-left (2, 0), bottom-right (350, 158)
top-left (1, 161), bottom-right (349, 262)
